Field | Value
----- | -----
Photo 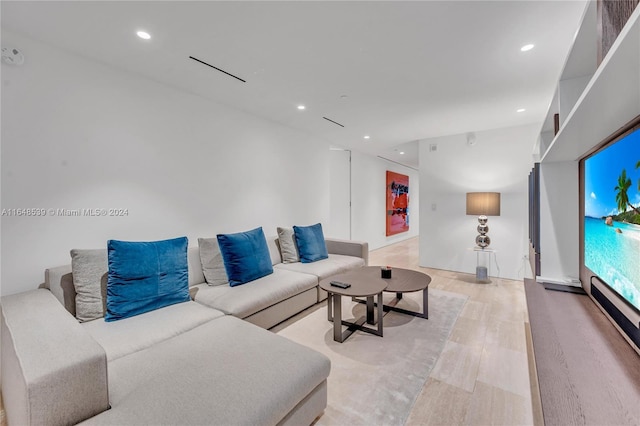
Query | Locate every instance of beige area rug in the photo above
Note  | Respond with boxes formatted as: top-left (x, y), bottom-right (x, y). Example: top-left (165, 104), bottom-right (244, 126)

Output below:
top-left (277, 288), bottom-right (468, 425)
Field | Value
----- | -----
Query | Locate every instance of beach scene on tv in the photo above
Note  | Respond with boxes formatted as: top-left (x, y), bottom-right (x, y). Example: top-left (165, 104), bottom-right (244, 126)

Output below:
top-left (584, 128), bottom-right (640, 312)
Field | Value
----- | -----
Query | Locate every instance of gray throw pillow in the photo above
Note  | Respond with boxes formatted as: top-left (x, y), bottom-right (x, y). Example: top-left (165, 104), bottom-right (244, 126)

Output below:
top-left (70, 249), bottom-right (108, 322)
top-left (198, 237), bottom-right (229, 286)
top-left (277, 227), bottom-right (300, 263)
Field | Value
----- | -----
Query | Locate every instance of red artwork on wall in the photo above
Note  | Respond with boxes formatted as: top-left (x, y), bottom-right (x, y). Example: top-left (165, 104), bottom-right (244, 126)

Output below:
top-left (386, 171), bottom-right (410, 236)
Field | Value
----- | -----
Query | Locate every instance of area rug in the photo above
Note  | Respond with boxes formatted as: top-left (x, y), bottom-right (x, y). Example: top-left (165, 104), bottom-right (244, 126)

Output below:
top-left (277, 288), bottom-right (468, 425)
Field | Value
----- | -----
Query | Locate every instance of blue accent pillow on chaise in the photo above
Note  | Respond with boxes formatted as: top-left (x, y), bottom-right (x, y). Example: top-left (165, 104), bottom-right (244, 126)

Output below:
top-left (106, 236), bottom-right (189, 322)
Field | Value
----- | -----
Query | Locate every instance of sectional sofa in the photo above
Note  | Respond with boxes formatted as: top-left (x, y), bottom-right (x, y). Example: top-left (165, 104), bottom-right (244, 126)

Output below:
top-left (1, 232), bottom-right (368, 426)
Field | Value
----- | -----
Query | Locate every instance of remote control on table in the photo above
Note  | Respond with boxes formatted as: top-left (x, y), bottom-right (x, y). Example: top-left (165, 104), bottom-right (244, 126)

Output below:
top-left (330, 281), bottom-right (351, 289)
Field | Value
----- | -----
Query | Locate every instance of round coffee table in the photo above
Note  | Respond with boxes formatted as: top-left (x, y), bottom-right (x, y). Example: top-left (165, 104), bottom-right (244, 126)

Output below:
top-left (319, 274), bottom-right (387, 343)
top-left (332, 266), bottom-right (431, 320)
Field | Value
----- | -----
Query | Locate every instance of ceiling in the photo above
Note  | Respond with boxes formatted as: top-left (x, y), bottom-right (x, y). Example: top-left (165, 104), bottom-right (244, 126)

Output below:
top-left (1, 1), bottom-right (588, 168)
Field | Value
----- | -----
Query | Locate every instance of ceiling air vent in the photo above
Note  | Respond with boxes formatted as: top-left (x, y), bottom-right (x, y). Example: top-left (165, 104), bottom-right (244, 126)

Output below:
top-left (322, 117), bottom-right (345, 128)
top-left (189, 56), bottom-right (246, 83)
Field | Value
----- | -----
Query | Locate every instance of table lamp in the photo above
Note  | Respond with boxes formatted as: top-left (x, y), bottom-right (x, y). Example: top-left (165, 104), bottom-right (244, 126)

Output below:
top-left (466, 192), bottom-right (500, 249)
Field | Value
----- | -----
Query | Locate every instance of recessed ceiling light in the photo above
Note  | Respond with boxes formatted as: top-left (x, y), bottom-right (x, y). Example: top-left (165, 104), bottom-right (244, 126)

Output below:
top-left (520, 44), bottom-right (534, 52)
top-left (517, 108), bottom-right (526, 113)
top-left (399, 151), bottom-right (405, 155)
top-left (364, 135), bottom-right (370, 139)
top-left (297, 105), bottom-right (306, 110)
top-left (136, 31), bottom-right (151, 40)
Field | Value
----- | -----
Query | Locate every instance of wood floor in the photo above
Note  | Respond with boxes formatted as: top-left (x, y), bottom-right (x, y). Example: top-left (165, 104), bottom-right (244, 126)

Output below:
top-left (0, 237), bottom-right (535, 426)
top-left (369, 237), bottom-right (536, 426)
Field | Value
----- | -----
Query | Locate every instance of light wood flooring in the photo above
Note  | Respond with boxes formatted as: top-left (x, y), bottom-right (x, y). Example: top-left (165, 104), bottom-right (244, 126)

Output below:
top-left (369, 237), bottom-right (536, 425)
top-left (0, 236), bottom-right (536, 426)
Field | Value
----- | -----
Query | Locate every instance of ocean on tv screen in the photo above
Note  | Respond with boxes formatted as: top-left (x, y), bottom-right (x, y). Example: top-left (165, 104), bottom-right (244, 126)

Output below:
top-left (584, 126), bottom-right (640, 311)
top-left (584, 217), bottom-right (640, 310)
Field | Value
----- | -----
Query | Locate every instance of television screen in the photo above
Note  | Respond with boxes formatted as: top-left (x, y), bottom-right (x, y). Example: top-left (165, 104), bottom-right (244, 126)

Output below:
top-left (584, 126), bottom-right (640, 312)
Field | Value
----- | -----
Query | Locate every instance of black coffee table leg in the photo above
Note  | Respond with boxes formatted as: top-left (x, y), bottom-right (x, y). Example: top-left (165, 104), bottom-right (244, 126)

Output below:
top-left (423, 287), bottom-right (428, 318)
top-left (366, 295), bottom-right (374, 324)
top-left (377, 291), bottom-right (384, 336)
top-left (328, 291), bottom-right (384, 343)
top-left (356, 288), bottom-right (429, 319)
top-left (332, 293), bottom-right (343, 342)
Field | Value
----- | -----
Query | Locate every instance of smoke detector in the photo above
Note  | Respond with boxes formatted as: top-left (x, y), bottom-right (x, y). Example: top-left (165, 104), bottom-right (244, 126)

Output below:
top-left (2, 47), bottom-right (25, 66)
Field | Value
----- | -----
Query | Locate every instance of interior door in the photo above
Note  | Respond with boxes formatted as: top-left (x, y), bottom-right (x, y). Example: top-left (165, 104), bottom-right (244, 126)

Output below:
top-left (328, 149), bottom-right (351, 239)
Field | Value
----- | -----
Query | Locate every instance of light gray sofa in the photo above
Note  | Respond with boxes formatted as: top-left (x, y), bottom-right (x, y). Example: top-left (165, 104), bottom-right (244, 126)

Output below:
top-left (192, 236), bottom-right (368, 329)
top-left (1, 236), bottom-right (368, 426)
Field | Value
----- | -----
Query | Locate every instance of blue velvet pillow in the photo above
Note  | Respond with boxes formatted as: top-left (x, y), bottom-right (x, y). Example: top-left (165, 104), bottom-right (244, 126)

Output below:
top-left (106, 237), bottom-right (189, 322)
top-left (293, 223), bottom-right (329, 263)
top-left (217, 227), bottom-right (273, 287)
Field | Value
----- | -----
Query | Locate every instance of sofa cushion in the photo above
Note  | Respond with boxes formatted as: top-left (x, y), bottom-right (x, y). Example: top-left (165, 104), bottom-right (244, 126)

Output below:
top-left (197, 237), bottom-right (229, 286)
top-left (70, 248), bottom-right (108, 322)
top-left (265, 235), bottom-right (283, 266)
top-left (45, 264), bottom-right (76, 316)
top-left (84, 316), bottom-right (330, 426)
top-left (192, 268), bottom-right (317, 319)
top-left (106, 237), bottom-right (190, 322)
top-left (277, 227), bottom-right (300, 263)
top-left (275, 254), bottom-right (365, 281)
top-left (294, 223), bottom-right (329, 263)
top-left (82, 301), bottom-right (224, 362)
top-left (217, 227), bottom-right (273, 287)
top-left (187, 246), bottom-right (206, 286)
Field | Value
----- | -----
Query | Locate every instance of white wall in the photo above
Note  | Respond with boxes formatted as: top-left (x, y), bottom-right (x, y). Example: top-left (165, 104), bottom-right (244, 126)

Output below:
top-left (419, 124), bottom-right (538, 280)
top-left (350, 151), bottom-right (419, 250)
top-left (1, 31), bottom-right (331, 296)
top-left (539, 161), bottom-right (579, 279)
top-left (558, 75), bottom-right (592, 127)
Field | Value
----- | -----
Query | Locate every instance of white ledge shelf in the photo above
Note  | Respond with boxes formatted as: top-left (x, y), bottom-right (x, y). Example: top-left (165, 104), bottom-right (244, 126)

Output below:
top-left (540, 2), bottom-right (640, 163)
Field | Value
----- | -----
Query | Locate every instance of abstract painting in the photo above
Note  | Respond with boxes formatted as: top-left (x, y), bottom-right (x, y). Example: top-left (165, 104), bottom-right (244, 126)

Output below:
top-left (386, 171), bottom-right (410, 236)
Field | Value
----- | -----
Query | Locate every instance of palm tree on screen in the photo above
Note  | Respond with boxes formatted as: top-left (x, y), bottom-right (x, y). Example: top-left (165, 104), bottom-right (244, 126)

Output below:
top-left (614, 168), bottom-right (640, 215)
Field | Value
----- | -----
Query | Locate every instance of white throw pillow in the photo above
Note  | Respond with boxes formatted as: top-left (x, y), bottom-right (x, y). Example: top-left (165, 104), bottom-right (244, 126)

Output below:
top-left (70, 248), bottom-right (108, 322)
top-left (198, 237), bottom-right (230, 286)
top-left (277, 227), bottom-right (300, 264)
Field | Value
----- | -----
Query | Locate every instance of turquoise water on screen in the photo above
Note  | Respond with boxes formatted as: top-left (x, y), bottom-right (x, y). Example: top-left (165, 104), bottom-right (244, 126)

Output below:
top-left (584, 216), bottom-right (640, 311)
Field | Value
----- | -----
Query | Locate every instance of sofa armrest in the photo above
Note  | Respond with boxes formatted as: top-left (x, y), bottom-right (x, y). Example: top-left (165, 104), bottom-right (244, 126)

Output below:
top-left (325, 238), bottom-right (369, 266)
top-left (1, 289), bottom-right (109, 426)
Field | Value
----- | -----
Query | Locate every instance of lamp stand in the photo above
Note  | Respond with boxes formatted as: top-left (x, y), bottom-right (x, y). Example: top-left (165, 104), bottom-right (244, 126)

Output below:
top-left (475, 215), bottom-right (490, 249)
